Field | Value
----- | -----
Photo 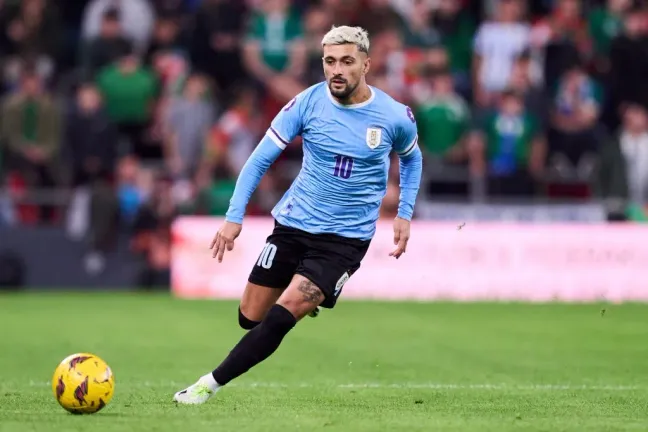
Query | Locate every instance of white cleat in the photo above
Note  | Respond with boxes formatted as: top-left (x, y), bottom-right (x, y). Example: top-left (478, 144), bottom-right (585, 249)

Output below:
top-left (173, 375), bottom-right (220, 405)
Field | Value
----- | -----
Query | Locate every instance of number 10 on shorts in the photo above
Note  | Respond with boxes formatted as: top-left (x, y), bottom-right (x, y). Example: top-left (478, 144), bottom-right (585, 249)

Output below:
top-left (257, 243), bottom-right (277, 269)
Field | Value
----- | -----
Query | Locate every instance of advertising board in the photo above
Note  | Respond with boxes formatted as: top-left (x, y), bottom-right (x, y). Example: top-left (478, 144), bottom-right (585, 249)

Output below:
top-left (171, 217), bottom-right (648, 302)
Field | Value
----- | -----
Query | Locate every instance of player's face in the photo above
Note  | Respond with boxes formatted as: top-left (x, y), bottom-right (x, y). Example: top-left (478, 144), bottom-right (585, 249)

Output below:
top-left (322, 44), bottom-right (369, 100)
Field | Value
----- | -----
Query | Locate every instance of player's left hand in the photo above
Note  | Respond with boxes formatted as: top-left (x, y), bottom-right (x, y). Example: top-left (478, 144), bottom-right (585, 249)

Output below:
top-left (390, 217), bottom-right (410, 259)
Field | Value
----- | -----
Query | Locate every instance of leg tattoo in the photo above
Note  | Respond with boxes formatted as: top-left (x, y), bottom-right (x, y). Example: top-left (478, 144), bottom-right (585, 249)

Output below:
top-left (297, 279), bottom-right (323, 304)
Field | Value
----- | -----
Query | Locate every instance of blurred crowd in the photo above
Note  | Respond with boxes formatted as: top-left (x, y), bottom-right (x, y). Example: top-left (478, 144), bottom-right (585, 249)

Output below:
top-left (1, 0), bottom-right (648, 280)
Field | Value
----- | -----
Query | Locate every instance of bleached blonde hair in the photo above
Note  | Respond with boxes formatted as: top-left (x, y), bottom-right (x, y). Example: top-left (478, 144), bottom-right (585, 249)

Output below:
top-left (321, 26), bottom-right (370, 54)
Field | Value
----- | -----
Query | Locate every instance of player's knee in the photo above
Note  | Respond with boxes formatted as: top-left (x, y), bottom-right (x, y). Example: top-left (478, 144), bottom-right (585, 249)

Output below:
top-left (277, 277), bottom-right (324, 319)
top-left (263, 304), bottom-right (297, 333)
top-left (238, 307), bottom-right (260, 330)
top-left (276, 298), bottom-right (313, 319)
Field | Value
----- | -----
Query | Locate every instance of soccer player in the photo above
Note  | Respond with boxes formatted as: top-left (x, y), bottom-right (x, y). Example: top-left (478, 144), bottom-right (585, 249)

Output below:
top-left (173, 25), bottom-right (423, 404)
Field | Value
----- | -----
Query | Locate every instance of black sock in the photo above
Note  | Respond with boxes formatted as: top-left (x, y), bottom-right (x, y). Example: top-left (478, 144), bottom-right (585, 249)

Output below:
top-left (212, 304), bottom-right (296, 385)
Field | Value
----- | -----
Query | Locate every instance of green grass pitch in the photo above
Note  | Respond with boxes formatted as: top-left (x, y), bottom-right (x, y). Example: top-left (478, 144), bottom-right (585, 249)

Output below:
top-left (1, 293), bottom-right (647, 431)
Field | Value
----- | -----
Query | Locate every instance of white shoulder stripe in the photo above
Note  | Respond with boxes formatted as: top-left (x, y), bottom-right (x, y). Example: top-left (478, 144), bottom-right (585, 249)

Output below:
top-left (266, 129), bottom-right (287, 150)
top-left (398, 135), bottom-right (418, 157)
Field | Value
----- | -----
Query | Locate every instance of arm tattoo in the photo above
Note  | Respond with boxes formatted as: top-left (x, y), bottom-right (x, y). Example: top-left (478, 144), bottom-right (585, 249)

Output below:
top-left (297, 280), bottom-right (323, 304)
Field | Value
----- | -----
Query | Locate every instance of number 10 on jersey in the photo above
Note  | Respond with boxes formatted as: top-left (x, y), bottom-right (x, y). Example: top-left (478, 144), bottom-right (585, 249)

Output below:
top-left (333, 155), bottom-right (354, 179)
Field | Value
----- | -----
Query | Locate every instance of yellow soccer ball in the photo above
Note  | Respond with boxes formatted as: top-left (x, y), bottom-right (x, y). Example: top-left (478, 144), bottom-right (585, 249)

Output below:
top-left (51, 353), bottom-right (115, 414)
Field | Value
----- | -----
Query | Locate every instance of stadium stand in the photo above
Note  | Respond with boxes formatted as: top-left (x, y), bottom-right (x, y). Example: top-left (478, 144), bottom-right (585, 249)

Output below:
top-left (0, 0), bottom-right (646, 283)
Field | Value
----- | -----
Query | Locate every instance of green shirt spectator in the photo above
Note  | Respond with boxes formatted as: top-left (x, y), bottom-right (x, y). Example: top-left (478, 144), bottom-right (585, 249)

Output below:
top-left (435, 12), bottom-right (475, 75)
top-left (483, 110), bottom-right (539, 171)
top-left (415, 69), bottom-right (470, 159)
top-left (588, 4), bottom-right (626, 57)
top-left (2, 94), bottom-right (61, 161)
top-left (474, 88), bottom-right (545, 178)
top-left (201, 179), bottom-right (237, 216)
top-left (416, 96), bottom-right (470, 156)
top-left (96, 56), bottom-right (158, 124)
top-left (246, 9), bottom-right (304, 73)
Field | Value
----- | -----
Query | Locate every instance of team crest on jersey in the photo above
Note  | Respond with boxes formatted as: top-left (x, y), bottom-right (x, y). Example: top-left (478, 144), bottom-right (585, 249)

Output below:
top-left (280, 199), bottom-right (294, 215)
top-left (366, 127), bottom-right (382, 149)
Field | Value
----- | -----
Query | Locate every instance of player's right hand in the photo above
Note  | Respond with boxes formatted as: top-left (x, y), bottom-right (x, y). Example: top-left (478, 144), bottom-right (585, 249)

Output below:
top-left (210, 221), bottom-right (242, 262)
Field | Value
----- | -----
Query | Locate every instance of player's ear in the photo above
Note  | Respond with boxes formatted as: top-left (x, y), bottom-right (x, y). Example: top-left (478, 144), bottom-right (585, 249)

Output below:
top-left (363, 57), bottom-right (371, 76)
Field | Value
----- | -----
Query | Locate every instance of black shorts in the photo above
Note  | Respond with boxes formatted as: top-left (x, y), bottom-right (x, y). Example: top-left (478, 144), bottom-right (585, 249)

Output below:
top-left (248, 220), bottom-right (371, 309)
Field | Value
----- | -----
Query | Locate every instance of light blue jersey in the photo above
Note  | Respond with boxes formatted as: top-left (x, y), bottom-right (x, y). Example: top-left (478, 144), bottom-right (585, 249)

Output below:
top-left (225, 82), bottom-right (423, 241)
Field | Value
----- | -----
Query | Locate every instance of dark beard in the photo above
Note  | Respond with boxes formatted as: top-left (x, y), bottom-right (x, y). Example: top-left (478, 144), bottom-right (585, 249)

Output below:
top-left (328, 80), bottom-right (359, 101)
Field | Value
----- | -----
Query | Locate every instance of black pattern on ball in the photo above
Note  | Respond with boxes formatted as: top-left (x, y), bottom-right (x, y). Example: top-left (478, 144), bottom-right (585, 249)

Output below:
top-left (68, 355), bottom-right (92, 370)
top-left (74, 376), bottom-right (89, 405)
top-left (55, 376), bottom-right (65, 400)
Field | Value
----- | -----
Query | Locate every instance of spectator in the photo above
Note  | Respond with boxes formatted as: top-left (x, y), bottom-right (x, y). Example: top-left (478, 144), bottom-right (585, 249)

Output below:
top-left (207, 84), bottom-right (260, 174)
top-left (151, 0), bottom-right (193, 18)
top-left (400, 0), bottom-right (440, 48)
top-left (472, 0), bottom-right (530, 108)
top-left (530, 0), bottom-right (591, 92)
top-left (68, 84), bottom-right (120, 273)
top-left (2, 0), bottom-right (62, 88)
top-left (189, 0), bottom-right (248, 94)
top-left (368, 28), bottom-right (407, 100)
top-left (431, 0), bottom-right (475, 97)
top-left (131, 172), bottom-right (176, 288)
top-left (80, 8), bottom-right (133, 80)
top-left (82, 174), bottom-right (119, 275)
top-left (594, 126), bottom-right (629, 221)
top-left (414, 68), bottom-right (470, 164)
top-left (303, 5), bottom-right (333, 85)
top-left (319, 0), bottom-right (361, 27)
top-left (243, 0), bottom-right (306, 103)
top-left (2, 0), bottom-right (61, 58)
top-left (66, 83), bottom-right (118, 188)
top-left (588, 0), bottom-right (631, 73)
top-left (389, 0), bottom-right (426, 20)
top-left (469, 88), bottom-right (546, 196)
top-left (507, 52), bottom-right (549, 128)
top-left (115, 156), bottom-right (149, 227)
top-left (148, 52), bottom-right (190, 152)
top-left (548, 62), bottom-right (602, 179)
top-left (607, 5), bottom-right (648, 130)
top-left (355, 0), bottom-right (404, 38)
top-left (202, 85), bottom-right (277, 216)
top-left (150, 51), bottom-right (190, 99)
top-left (205, 86), bottom-right (288, 215)
top-left (619, 104), bottom-right (648, 207)
top-left (81, 0), bottom-right (155, 55)
top-left (1, 66), bottom-right (61, 222)
top-left (134, 223), bottom-right (172, 289)
top-left (163, 74), bottom-right (216, 180)
top-left (193, 156), bottom-right (237, 216)
top-left (144, 15), bottom-right (185, 67)
top-left (65, 82), bottom-right (118, 245)
top-left (96, 50), bottom-right (159, 160)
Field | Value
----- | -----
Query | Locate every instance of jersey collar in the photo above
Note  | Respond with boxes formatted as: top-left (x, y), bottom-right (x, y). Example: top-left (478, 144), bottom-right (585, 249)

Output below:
top-left (326, 85), bottom-right (375, 109)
